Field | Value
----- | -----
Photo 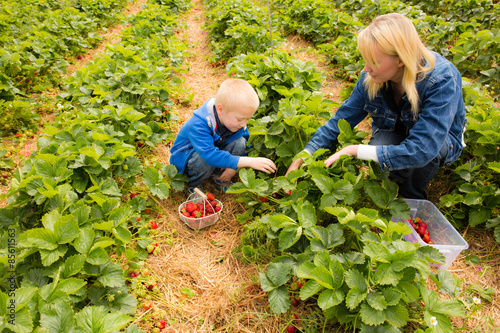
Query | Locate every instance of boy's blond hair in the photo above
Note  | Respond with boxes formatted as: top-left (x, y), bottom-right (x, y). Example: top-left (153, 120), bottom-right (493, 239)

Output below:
top-left (214, 78), bottom-right (260, 112)
top-left (358, 13), bottom-right (435, 116)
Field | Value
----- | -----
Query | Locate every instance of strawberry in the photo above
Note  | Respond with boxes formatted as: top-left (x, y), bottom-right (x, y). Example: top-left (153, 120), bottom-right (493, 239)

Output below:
top-left (129, 272), bottom-right (138, 278)
top-left (259, 196), bottom-right (268, 203)
top-left (185, 202), bottom-right (197, 213)
top-left (147, 284), bottom-right (156, 291)
top-left (137, 142), bottom-right (144, 148)
top-left (145, 208), bottom-right (151, 214)
top-left (214, 205), bottom-right (222, 212)
top-left (157, 320), bottom-right (166, 329)
top-left (150, 221), bottom-right (158, 229)
top-left (286, 326), bottom-right (296, 333)
top-left (136, 217), bottom-right (141, 222)
top-left (210, 200), bottom-right (217, 207)
top-left (291, 298), bottom-right (298, 306)
top-left (182, 211), bottom-right (191, 218)
top-left (419, 221), bottom-right (427, 230)
top-left (193, 210), bottom-right (202, 218)
top-left (423, 234), bottom-right (431, 243)
top-left (143, 302), bottom-right (152, 310)
top-left (206, 192), bottom-right (215, 201)
top-left (206, 206), bottom-right (214, 214)
top-left (286, 190), bottom-right (293, 195)
top-left (130, 193), bottom-right (137, 199)
top-left (292, 314), bottom-right (299, 320)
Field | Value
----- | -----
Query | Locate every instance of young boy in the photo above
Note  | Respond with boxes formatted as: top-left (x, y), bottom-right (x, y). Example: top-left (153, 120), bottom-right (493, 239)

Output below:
top-left (170, 78), bottom-right (276, 192)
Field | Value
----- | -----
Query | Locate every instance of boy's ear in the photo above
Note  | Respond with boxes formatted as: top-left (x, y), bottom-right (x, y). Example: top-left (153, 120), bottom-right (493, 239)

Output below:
top-left (215, 103), bottom-right (224, 114)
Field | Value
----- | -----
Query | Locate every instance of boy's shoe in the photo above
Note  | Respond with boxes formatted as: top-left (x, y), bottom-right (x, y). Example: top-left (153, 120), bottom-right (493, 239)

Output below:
top-left (212, 176), bottom-right (233, 193)
top-left (186, 185), bottom-right (203, 196)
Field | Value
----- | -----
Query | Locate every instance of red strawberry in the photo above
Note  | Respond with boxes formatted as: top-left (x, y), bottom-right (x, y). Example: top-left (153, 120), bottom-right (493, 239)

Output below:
top-left (157, 320), bottom-right (166, 329)
top-left (206, 192), bottom-right (215, 201)
top-left (145, 208), bottom-right (151, 213)
top-left (193, 210), bottom-right (202, 218)
top-left (210, 200), bottom-right (217, 207)
top-left (137, 142), bottom-right (144, 147)
top-left (150, 221), bottom-right (158, 229)
top-left (185, 202), bottom-right (197, 213)
top-left (143, 302), bottom-right (152, 310)
top-left (259, 196), bottom-right (268, 203)
top-left (129, 272), bottom-right (138, 278)
top-left (286, 326), bottom-right (296, 333)
top-left (130, 193), bottom-right (137, 199)
top-left (182, 211), bottom-right (191, 218)
top-left (419, 221), bottom-right (427, 230)
top-left (292, 314), bottom-right (299, 320)
top-left (423, 234), bottom-right (431, 243)
top-left (214, 205), bottom-right (222, 212)
top-left (136, 217), bottom-right (141, 222)
top-left (291, 298), bottom-right (298, 306)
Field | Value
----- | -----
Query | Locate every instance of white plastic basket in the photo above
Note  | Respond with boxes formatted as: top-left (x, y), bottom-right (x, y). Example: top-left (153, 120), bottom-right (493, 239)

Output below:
top-left (178, 188), bottom-right (223, 229)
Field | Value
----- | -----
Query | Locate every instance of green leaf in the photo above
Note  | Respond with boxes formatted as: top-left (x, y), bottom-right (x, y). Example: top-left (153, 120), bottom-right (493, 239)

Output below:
top-left (54, 278), bottom-right (86, 295)
top-left (74, 228), bottom-right (95, 255)
top-left (5, 306), bottom-right (32, 333)
top-left (345, 286), bottom-right (367, 310)
top-left (40, 301), bottom-right (75, 333)
top-left (296, 200), bottom-right (316, 228)
top-left (366, 292), bottom-right (388, 311)
top-left (54, 215), bottom-right (79, 244)
top-left (266, 262), bottom-right (291, 287)
top-left (310, 266), bottom-right (335, 289)
top-left (18, 228), bottom-right (58, 250)
top-left (359, 303), bottom-right (386, 326)
top-left (61, 254), bottom-right (86, 279)
top-left (98, 261), bottom-right (125, 288)
top-left (40, 245), bottom-right (68, 266)
top-left (345, 269), bottom-right (367, 292)
top-left (268, 285), bottom-right (290, 314)
top-left (13, 287), bottom-right (37, 312)
top-left (384, 304), bottom-right (409, 327)
top-left (299, 279), bottom-right (323, 300)
top-left (113, 226), bottom-right (132, 244)
top-left (278, 226), bottom-right (302, 251)
top-left (317, 288), bottom-right (344, 310)
top-left (75, 306), bottom-right (131, 333)
top-left (142, 168), bottom-right (170, 199)
top-left (87, 247), bottom-right (109, 266)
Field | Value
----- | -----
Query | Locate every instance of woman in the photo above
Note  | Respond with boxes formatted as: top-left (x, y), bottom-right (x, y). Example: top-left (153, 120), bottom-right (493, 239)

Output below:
top-left (286, 13), bottom-right (466, 199)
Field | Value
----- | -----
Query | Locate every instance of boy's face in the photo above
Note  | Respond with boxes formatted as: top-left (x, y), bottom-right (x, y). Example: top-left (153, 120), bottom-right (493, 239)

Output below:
top-left (216, 104), bottom-right (255, 132)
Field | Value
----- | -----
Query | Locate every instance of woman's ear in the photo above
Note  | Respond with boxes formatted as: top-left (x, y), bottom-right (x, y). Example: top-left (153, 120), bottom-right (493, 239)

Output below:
top-left (397, 57), bottom-right (405, 67)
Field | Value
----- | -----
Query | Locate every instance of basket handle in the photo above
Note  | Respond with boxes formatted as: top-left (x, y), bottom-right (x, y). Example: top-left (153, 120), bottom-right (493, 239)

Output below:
top-left (193, 187), bottom-right (206, 199)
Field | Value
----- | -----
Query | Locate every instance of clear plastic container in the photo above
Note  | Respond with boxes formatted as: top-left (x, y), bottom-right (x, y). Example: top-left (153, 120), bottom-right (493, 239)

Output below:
top-left (392, 199), bottom-right (469, 270)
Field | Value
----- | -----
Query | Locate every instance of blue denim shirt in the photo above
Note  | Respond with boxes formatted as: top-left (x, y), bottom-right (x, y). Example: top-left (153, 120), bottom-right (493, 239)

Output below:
top-left (304, 52), bottom-right (466, 171)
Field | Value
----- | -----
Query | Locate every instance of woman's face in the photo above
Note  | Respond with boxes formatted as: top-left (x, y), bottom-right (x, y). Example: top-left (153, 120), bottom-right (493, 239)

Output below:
top-left (362, 44), bottom-right (405, 84)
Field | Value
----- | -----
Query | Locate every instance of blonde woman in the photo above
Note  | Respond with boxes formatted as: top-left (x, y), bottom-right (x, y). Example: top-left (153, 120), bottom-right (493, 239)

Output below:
top-left (286, 13), bottom-right (466, 199)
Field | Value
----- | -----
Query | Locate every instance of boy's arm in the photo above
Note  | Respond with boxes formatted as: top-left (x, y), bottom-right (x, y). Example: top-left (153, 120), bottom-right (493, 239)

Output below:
top-left (237, 157), bottom-right (276, 174)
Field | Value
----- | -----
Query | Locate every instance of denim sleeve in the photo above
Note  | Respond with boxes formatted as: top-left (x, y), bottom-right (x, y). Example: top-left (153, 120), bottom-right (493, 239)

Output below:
top-left (377, 71), bottom-right (463, 171)
top-left (188, 121), bottom-right (240, 170)
top-left (304, 76), bottom-right (369, 155)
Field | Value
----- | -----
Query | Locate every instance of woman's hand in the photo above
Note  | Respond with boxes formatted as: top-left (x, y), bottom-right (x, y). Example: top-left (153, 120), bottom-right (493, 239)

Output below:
top-left (324, 145), bottom-right (358, 167)
top-left (285, 158), bottom-right (305, 177)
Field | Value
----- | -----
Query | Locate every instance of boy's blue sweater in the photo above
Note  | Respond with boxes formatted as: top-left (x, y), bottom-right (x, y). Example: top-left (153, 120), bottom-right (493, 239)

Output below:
top-left (169, 98), bottom-right (249, 174)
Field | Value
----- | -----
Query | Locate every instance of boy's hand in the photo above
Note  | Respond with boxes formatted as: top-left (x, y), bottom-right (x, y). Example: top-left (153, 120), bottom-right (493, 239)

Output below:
top-left (218, 168), bottom-right (237, 182)
top-left (238, 157), bottom-right (276, 174)
top-left (285, 158), bottom-right (304, 177)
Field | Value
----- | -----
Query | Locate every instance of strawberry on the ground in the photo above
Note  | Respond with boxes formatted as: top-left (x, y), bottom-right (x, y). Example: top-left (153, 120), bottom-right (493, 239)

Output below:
top-left (130, 193), bottom-right (137, 199)
top-left (145, 208), bottom-right (151, 214)
top-left (157, 320), bottom-right (166, 329)
top-left (291, 298), bottom-right (298, 306)
top-left (150, 221), bottom-right (158, 229)
top-left (143, 302), bottom-right (152, 310)
top-left (259, 196), bottom-right (268, 203)
top-left (286, 326), bottom-right (296, 333)
top-left (136, 217), bottom-right (141, 222)
top-left (129, 272), bottom-right (138, 278)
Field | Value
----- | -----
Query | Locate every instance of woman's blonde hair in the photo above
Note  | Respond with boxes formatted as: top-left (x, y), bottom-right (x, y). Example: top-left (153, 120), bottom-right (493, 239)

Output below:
top-left (358, 13), bottom-right (435, 116)
top-left (214, 78), bottom-right (260, 112)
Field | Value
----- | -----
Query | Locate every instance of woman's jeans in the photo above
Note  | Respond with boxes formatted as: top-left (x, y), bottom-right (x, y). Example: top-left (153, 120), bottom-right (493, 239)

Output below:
top-left (369, 129), bottom-right (448, 199)
top-left (185, 137), bottom-right (247, 187)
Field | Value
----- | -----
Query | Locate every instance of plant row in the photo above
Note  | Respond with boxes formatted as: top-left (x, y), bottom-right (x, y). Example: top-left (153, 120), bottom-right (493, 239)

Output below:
top-left (272, 0), bottom-right (500, 242)
top-left (203, 0), bottom-right (496, 331)
top-left (0, 0), bottom-right (192, 332)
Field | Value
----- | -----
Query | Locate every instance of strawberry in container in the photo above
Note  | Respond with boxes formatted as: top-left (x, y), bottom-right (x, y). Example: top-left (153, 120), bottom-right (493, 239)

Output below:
top-left (178, 188), bottom-right (223, 229)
